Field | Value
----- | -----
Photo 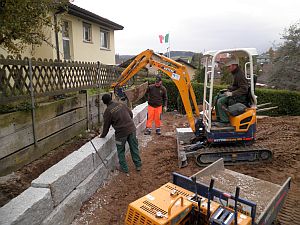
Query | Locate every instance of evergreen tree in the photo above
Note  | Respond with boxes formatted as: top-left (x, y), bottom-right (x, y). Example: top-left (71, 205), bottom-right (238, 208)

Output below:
top-left (0, 0), bottom-right (68, 54)
top-left (190, 52), bottom-right (203, 68)
top-left (194, 65), bottom-right (205, 83)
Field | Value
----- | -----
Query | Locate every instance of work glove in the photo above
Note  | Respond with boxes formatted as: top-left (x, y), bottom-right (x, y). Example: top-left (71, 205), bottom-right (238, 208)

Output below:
top-left (224, 91), bottom-right (232, 97)
top-left (163, 106), bottom-right (167, 112)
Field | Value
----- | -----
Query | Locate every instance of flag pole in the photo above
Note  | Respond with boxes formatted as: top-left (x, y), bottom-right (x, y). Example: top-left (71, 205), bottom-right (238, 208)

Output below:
top-left (168, 32), bottom-right (170, 58)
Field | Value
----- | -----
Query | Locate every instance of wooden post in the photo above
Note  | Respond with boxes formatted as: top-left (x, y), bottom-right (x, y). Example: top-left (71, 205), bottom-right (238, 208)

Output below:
top-left (28, 59), bottom-right (37, 146)
top-left (97, 61), bottom-right (101, 125)
top-left (85, 90), bottom-right (90, 131)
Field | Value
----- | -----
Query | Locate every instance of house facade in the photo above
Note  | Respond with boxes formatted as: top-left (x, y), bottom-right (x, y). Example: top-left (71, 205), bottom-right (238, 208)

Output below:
top-left (175, 58), bottom-right (197, 80)
top-left (257, 53), bottom-right (271, 64)
top-left (0, 4), bottom-right (123, 65)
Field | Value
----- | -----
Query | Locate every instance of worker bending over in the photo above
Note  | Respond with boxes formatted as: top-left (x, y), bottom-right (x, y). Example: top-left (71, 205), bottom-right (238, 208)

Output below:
top-left (99, 94), bottom-right (142, 175)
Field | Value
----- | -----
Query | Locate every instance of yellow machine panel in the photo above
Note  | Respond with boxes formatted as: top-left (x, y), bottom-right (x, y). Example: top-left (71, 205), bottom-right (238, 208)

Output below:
top-left (125, 182), bottom-right (252, 225)
top-left (125, 183), bottom-right (193, 225)
top-left (229, 108), bottom-right (256, 132)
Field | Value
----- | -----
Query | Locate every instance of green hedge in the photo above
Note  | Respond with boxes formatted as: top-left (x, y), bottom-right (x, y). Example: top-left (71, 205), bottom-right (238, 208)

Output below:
top-left (143, 78), bottom-right (300, 116)
top-left (255, 88), bottom-right (300, 116)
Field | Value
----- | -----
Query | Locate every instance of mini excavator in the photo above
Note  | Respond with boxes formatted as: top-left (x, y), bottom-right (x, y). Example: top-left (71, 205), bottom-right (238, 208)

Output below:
top-left (112, 49), bottom-right (273, 166)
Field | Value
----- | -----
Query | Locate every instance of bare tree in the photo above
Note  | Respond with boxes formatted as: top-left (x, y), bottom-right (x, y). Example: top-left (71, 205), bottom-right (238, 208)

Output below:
top-left (269, 21), bottom-right (300, 91)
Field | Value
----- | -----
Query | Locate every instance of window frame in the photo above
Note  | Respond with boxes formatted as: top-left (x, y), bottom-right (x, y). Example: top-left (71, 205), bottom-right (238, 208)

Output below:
top-left (62, 20), bottom-right (71, 60)
top-left (83, 22), bottom-right (92, 43)
top-left (100, 28), bottom-right (110, 49)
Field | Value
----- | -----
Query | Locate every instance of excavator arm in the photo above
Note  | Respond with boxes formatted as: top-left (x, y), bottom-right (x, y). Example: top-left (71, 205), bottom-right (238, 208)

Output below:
top-left (112, 49), bottom-right (200, 132)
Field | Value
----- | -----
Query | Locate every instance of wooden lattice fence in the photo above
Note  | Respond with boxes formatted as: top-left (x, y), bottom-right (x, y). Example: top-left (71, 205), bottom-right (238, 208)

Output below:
top-left (0, 55), bottom-right (122, 104)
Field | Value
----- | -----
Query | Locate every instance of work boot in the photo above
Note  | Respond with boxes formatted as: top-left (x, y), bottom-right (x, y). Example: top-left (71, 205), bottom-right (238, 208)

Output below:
top-left (116, 165), bottom-right (129, 175)
top-left (144, 128), bottom-right (151, 135)
top-left (156, 128), bottom-right (161, 135)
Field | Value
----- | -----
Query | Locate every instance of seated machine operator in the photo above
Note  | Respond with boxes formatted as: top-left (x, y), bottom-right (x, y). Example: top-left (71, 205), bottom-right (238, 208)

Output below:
top-left (214, 57), bottom-right (249, 125)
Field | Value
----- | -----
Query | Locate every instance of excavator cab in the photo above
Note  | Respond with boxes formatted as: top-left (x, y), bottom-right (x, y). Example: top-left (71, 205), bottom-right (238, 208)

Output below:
top-left (202, 48), bottom-right (258, 141)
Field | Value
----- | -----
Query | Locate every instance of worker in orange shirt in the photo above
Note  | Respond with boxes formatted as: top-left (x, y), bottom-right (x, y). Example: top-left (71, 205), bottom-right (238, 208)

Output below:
top-left (144, 76), bottom-right (168, 135)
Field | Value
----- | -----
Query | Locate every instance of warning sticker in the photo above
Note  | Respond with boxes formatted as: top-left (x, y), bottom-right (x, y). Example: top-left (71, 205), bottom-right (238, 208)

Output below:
top-left (146, 194), bottom-right (155, 201)
top-left (172, 73), bottom-right (180, 81)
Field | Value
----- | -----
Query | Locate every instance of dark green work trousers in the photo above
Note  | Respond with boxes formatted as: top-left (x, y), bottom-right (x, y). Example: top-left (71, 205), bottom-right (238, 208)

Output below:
top-left (214, 94), bottom-right (248, 123)
top-left (115, 132), bottom-right (142, 173)
top-left (215, 94), bottom-right (230, 123)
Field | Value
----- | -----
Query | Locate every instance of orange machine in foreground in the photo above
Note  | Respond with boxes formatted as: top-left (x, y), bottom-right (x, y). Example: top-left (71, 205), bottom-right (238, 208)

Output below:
top-left (125, 159), bottom-right (291, 225)
top-left (125, 182), bottom-right (251, 225)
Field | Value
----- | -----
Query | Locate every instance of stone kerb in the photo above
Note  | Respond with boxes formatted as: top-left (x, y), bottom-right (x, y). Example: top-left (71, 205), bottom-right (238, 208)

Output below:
top-left (31, 147), bottom-right (94, 206)
top-left (0, 187), bottom-right (53, 225)
top-left (133, 102), bottom-right (148, 124)
top-left (0, 102), bottom-right (148, 225)
top-left (90, 128), bottom-right (116, 169)
top-left (76, 150), bottom-right (117, 204)
top-left (132, 111), bottom-right (140, 127)
top-left (41, 190), bottom-right (82, 225)
top-left (136, 117), bottom-right (147, 135)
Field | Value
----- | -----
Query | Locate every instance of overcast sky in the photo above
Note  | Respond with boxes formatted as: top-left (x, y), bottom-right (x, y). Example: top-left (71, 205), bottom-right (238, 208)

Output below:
top-left (73, 0), bottom-right (300, 55)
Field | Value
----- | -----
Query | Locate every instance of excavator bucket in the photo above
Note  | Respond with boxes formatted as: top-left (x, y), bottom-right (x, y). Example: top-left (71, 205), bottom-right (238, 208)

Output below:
top-left (123, 82), bottom-right (148, 103)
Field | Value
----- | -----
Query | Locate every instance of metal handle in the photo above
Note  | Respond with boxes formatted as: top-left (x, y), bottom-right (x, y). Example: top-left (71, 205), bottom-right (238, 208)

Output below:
top-left (168, 196), bottom-right (184, 215)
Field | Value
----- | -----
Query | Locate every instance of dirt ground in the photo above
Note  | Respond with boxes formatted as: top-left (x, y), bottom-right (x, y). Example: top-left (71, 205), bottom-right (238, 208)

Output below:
top-left (1, 113), bottom-right (299, 225)
top-left (71, 113), bottom-right (300, 225)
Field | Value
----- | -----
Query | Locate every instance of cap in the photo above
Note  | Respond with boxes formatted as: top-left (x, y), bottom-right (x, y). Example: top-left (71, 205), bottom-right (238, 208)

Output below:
top-left (225, 57), bottom-right (239, 66)
top-left (155, 76), bottom-right (162, 82)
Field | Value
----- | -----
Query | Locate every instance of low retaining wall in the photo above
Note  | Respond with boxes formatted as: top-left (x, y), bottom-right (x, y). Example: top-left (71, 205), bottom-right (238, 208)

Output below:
top-left (0, 102), bottom-right (148, 225)
top-left (0, 92), bottom-right (112, 176)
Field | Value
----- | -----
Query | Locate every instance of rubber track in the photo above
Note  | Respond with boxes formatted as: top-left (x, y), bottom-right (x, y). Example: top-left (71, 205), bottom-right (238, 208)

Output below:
top-left (195, 145), bottom-right (273, 166)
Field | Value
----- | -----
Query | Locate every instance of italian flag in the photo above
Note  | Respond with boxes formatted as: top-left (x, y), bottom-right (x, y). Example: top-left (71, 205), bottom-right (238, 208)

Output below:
top-left (159, 33), bottom-right (169, 43)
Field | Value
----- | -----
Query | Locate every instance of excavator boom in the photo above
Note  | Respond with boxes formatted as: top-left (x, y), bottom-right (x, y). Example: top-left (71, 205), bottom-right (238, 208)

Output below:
top-left (112, 49), bottom-right (200, 132)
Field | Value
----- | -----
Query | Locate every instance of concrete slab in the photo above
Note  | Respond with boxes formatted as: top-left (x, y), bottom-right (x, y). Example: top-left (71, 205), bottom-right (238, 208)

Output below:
top-left (176, 127), bottom-right (194, 144)
top-left (0, 187), bottom-right (53, 225)
top-left (31, 149), bottom-right (94, 206)
top-left (176, 128), bottom-right (194, 168)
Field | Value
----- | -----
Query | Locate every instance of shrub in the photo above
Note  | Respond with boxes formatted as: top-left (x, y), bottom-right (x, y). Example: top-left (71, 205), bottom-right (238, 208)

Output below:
top-left (256, 88), bottom-right (300, 116)
top-left (143, 78), bottom-right (300, 116)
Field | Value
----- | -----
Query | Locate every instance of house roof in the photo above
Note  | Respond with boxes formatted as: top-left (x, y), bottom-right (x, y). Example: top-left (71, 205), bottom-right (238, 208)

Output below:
top-left (68, 4), bottom-right (124, 30)
top-left (175, 58), bottom-right (197, 69)
top-left (117, 56), bottom-right (135, 68)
